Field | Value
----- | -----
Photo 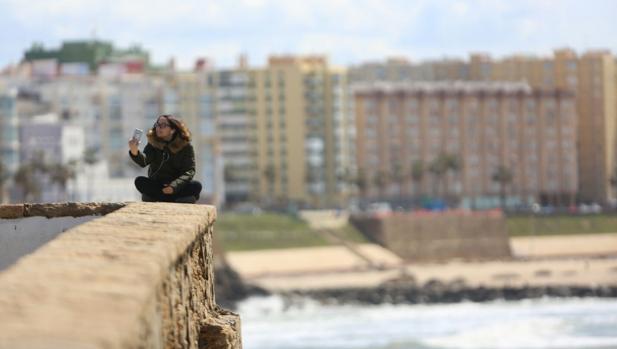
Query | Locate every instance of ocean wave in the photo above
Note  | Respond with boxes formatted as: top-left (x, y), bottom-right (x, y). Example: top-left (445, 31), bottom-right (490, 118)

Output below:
top-left (237, 296), bottom-right (617, 349)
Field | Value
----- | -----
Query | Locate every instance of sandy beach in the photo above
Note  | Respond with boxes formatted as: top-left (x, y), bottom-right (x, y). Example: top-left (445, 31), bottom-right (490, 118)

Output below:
top-left (226, 233), bottom-right (617, 292)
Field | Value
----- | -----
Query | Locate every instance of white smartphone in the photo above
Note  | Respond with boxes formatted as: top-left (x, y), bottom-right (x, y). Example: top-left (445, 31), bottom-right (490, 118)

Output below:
top-left (132, 128), bottom-right (143, 143)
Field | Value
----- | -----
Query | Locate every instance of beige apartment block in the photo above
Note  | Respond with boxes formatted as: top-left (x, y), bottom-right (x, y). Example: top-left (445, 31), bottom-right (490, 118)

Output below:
top-left (351, 48), bottom-right (617, 204)
top-left (575, 51), bottom-right (616, 204)
top-left (353, 82), bottom-right (578, 208)
top-left (167, 71), bottom-right (225, 205)
top-left (468, 49), bottom-right (616, 204)
top-left (250, 56), bottom-right (353, 207)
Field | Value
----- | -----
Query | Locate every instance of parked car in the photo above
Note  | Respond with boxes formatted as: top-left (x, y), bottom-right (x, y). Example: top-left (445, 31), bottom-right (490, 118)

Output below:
top-left (231, 202), bottom-right (263, 215)
top-left (579, 203), bottom-right (602, 214)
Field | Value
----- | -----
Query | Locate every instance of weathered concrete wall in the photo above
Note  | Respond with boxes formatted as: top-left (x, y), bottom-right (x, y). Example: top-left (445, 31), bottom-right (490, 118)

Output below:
top-left (0, 202), bottom-right (241, 349)
top-left (351, 211), bottom-right (511, 261)
top-left (0, 215), bottom-right (98, 271)
top-left (0, 203), bottom-right (127, 273)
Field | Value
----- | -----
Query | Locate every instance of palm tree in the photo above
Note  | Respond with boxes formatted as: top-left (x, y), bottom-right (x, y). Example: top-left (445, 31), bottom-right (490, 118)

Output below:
top-left (609, 166), bottom-right (617, 199)
top-left (335, 167), bottom-right (355, 196)
top-left (14, 164), bottom-right (40, 202)
top-left (355, 168), bottom-right (369, 198)
top-left (224, 165), bottom-right (238, 184)
top-left (444, 154), bottom-right (461, 202)
top-left (49, 163), bottom-right (76, 201)
top-left (428, 155), bottom-right (449, 198)
top-left (373, 170), bottom-right (390, 198)
top-left (411, 160), bottom-right (424, 197)
top-left (263, 164), bottom-right (276, 201)
top-left (492, 165), bottom-right (513, 210)
top-left (83, 147), bottom-right (99, 201)
top-left (391, 163), bottom-right (405, 198)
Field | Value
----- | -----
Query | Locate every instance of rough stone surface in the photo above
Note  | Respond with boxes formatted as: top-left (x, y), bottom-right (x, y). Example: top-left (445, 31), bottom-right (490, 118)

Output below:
top-left (0, 202), bottom-right (241, 349)
top-left (25, 202), bottom-right (126, 217)
top-left (351, 212), bottom-right (511, 261)
top-left (0, 202), bottom-right (125, 219)
top-left (0, 204), bottom-right (25, 219)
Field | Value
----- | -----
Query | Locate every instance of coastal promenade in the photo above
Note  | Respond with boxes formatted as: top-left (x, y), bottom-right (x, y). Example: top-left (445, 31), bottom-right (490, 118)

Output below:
top-left (226, 233), bottom-right (617, 292)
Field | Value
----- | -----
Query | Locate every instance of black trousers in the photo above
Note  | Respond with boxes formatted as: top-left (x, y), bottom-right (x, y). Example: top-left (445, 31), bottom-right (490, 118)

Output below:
top-left (134, 176), bottom-right (202, 202)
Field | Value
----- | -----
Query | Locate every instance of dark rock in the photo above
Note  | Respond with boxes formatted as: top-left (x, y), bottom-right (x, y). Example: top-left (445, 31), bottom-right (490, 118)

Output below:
top-left (289, 281), bottom-right (617, 306)
top-left (214, 262), bottom-right (268, 309)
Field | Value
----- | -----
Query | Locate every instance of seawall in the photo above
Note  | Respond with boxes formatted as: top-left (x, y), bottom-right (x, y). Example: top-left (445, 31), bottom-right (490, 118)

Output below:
top-left (0, 202), bottom-right (241, 349)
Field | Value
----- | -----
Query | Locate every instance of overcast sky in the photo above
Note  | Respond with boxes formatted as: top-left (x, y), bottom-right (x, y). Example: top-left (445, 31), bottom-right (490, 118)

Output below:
top-left (0, 0), bottom-right (615, 69)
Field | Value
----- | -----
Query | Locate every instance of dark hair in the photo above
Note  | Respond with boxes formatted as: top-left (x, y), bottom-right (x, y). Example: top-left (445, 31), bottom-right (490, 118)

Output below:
top-left (150, 114), bottom-right (191, 142)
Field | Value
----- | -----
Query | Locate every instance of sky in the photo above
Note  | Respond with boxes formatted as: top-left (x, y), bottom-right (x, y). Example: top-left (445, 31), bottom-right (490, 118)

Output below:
top-left (0, 0), bottom-right (615, 69)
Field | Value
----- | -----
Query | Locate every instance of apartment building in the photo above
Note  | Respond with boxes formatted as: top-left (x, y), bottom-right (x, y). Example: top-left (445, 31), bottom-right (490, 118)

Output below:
top-left (165, 70), bottom-right (224, 205)
top-left (352, 49), bottom-right (617, 204)
top-left (353, 81), bottom-right (578, 208)
top-left (0, 89), bottom-right (19, 175)
top-left (249, 56), bottom-right (353, 207)
top-left (210, 68), bottom-right (256, 203)
top-left (0, 88), bottom-right (19, 202)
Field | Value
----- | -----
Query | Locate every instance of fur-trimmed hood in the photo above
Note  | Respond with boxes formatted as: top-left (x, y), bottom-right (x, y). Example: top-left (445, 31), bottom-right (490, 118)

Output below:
top-left (146, 131), bottom-right (189, 154)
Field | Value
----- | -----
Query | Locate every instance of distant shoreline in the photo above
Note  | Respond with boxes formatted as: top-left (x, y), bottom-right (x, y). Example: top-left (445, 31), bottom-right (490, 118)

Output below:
top-left (219, 233), bottom-right (617, 308)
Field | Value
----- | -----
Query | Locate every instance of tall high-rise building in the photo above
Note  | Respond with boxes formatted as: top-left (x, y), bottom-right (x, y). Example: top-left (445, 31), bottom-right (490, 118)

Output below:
top-left (0, 88), bottom-right (19, 179)
top-left (211, 68), bottom-right (256, 203)
top-left (353, 82), bottom-right (578, 208)
top-left (491, 50), bottom-right (616, 204)
top-left (574, 51), bottom-right (617, 203)
top-left (166, 71), bottom-right (224, 206)
top-left (250, 56), bottom-right (353, 207)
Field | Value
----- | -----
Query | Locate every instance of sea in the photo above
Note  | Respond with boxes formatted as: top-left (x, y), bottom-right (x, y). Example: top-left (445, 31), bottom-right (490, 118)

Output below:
top-left (237, 295), bottom-right (617, 349)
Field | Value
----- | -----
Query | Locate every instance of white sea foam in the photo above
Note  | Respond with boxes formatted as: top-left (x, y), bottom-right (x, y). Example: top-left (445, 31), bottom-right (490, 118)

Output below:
top-left (237, 296), bottom-right (617, 349)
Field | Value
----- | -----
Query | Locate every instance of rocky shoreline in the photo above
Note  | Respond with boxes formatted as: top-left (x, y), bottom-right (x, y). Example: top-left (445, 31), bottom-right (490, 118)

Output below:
top-left (214, 262), bottom-right (268, 309)
top-left (282, 279), bottom-right (617, 305)
top-left (216, 267), bottom-right (617, 308)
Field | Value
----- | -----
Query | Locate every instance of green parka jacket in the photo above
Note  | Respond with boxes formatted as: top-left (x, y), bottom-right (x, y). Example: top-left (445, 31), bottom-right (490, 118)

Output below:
top-left (129, 131), bottom-right (196, 191)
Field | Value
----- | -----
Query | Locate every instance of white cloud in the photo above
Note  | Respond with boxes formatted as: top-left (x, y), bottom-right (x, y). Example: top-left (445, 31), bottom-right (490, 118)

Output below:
top-left (0, 0), bottom-right (614, 68)
top-left (297, 33), bottom-right (409, 65)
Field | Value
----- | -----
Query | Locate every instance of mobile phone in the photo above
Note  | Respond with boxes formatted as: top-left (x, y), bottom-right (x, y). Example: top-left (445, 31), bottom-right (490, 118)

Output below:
top-left (132, 128), bottom-right (143, 142)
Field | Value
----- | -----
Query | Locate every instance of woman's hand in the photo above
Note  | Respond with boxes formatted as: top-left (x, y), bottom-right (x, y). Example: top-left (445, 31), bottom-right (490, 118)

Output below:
top-left (128, 138), bottom-right (139, 156)
top-left (162, 185), bottom-right (174, 195)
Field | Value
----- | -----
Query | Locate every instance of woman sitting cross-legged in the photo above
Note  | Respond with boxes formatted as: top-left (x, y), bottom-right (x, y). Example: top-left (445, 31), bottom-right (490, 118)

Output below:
top-left (128, 114), bottom-right (202, 203)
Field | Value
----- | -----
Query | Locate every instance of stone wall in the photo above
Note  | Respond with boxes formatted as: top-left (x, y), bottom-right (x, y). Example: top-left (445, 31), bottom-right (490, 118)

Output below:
top-left (350, 211), bottom-right (511, 261)
top-left (0, 202), bottom-right (241, 349)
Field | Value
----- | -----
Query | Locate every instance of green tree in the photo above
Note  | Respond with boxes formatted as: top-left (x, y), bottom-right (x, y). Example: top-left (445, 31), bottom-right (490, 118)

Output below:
top-left (428, 155), bottom-right (449, 198)
top-left (373, 170), bottom-right (390, 198)
top-left (492, 165), bottom-right (513, 210)
top-left (444, 154), bottom-right (461, 202)
top-left (391, 163), bottom-right (405, 198)
top-left (49, 162), bottom-right (77, 201)
top-left (263, 164), bottom-right (276, 201)
top-left (355, 168), bottom-right (369, 198)
top-left (224, 165), bottom-right (239, 184)
top-left (83, 147), bottom-right (98, 166)
top-left (83, 147), bottom-right (99, 201)
top-left (609, 166), bottom-right (617, 193)
top-left (429, 153), bottom-right (461, 201)
top-left (411, 160), bottom-right (424, 197)
top-left (13, 151), bottom-right (49, 202)
top-left (14, 164), bottom-right (40, 202)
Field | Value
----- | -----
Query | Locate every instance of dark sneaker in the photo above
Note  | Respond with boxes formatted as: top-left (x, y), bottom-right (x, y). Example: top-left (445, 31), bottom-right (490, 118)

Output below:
top-left (142, 194), bottom-right (156, 202)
